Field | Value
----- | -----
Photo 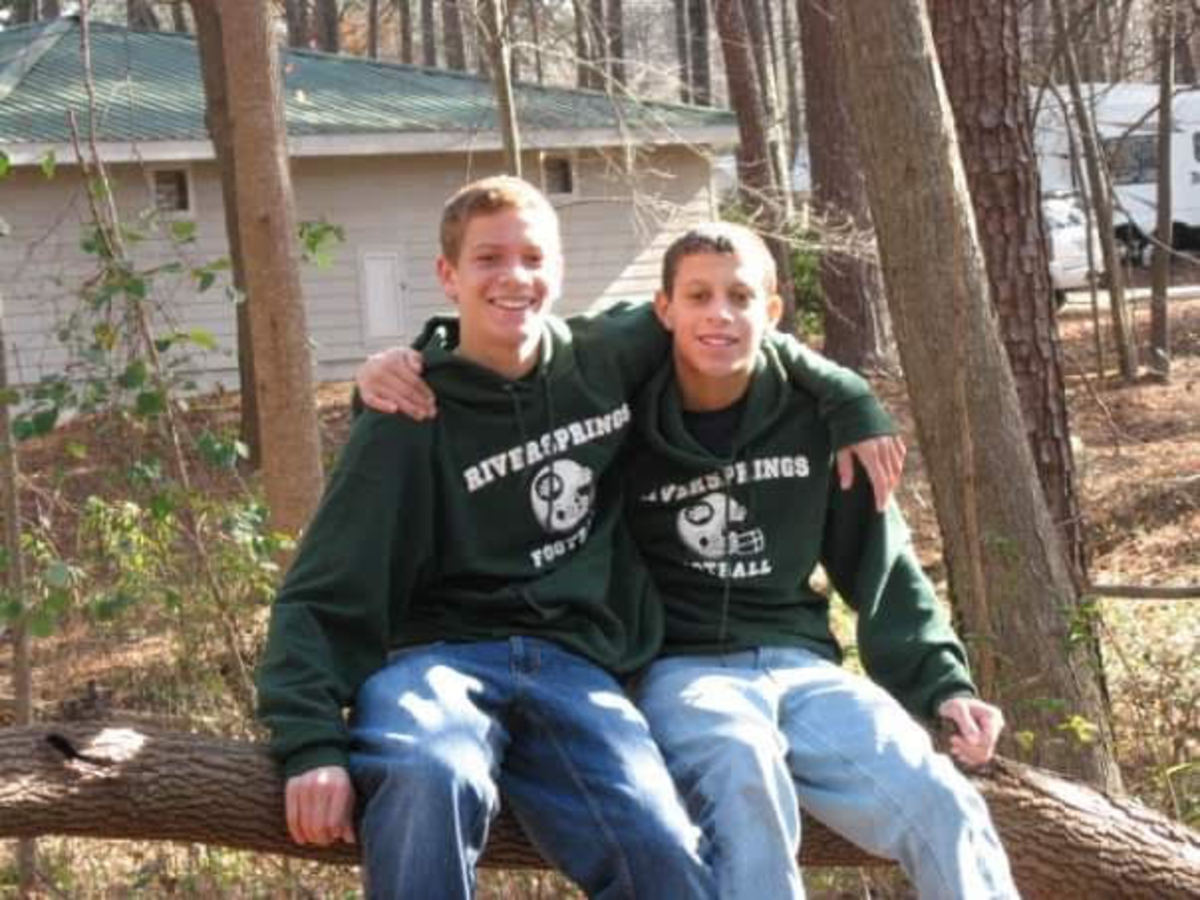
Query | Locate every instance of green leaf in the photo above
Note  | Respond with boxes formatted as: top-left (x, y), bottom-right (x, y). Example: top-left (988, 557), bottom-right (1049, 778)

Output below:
top-left (117, 359), bottom-right (148, 390)
top-left (123, 275), bottom-right (148, 301)
top-left (39, 149), bottom-right (56, 179)
top-left (169, 219), bottom-right (197, 243)
top-left (135, 389), bottom-right (166, 418)
top-left (149, 491), bottom-right (176, 520)
top-left (0, 388), bottom-right (21, 406)
top-left (43, 560), bottom-right (71, 590)
top-left (196, 269), bottom-right (216, 293)
top-left (0, 151), bottom-right (10, 179)
top-left (31, 407), bottom-right (59, 436)
top-left (29, 609), bottom-right (57, 638)
top-left (93, 590), bottom-right (138, 621)
top-left (188, 328), bottom-right (217, 351)
top-left (65, 441), bottom-right (88, 460)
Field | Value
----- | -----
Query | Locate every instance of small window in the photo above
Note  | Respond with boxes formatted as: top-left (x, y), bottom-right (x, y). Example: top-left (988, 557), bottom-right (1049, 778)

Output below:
top-left (150, 168), bottom-right (192, 214)
top-left (542, 156), bottom-right (574, 195)
top-left (1103, 134), bottom-right (1158, 186)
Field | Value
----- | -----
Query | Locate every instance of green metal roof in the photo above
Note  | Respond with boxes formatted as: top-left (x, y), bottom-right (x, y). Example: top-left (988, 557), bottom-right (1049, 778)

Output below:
top-left (0, 18), bottom-right (734, 148)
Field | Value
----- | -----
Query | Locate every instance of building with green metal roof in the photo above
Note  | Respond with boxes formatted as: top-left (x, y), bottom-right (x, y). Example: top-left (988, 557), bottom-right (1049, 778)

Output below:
top-left (0, 17), bottom-right (735, 387)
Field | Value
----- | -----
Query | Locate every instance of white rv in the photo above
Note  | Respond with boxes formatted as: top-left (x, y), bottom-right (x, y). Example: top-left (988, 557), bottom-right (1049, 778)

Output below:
top-left (1033, 82), bottom-right (1200, 262)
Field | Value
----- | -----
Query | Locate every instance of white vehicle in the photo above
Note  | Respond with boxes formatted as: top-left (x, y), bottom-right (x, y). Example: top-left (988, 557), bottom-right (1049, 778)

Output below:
top-left (1043, 191), bottom-right (1103, 302)
top-left (1033, 83), bottom-right (1200, 262)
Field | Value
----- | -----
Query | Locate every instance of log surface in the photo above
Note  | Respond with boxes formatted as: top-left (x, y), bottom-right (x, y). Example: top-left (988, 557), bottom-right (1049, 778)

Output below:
top-left (2, 723), bottom-right (1198, 898)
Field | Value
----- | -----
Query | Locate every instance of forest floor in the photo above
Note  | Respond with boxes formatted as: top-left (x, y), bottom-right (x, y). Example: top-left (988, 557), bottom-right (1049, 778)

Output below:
top-left (0, 295), bottom-right (1197, 898)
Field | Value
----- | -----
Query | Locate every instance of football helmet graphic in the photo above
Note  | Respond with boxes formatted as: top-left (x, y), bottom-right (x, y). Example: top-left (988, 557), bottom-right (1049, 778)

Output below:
top-left (530, 459), bottom-right (595, 534)
top-left (677, 492), bottom-right (765, 560)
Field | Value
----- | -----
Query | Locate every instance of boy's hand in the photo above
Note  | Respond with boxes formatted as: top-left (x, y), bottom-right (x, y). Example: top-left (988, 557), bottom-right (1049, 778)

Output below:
top-left (357, 347), bottom-right (437, 420)
top-left (937, 696), bottom-right (1004, 768)
top-left (836, 435), bottom-right (907, 511)
top-left (285, 765), bottom-right (357, 846)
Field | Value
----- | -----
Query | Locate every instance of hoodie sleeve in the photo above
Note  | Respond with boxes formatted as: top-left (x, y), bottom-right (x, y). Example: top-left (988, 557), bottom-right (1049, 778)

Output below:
top-left (256, 411), bottom-right (435, 778)
top-left (820, 467), bottom-right (976, 720)
top-left (767, 333), bottom-right (895, 449)
top-left (567, 302), bottom-right (670, 395)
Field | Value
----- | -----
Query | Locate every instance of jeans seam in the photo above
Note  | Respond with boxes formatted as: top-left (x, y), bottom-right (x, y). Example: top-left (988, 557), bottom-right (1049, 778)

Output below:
top-left (786, 703), bottom-right (957, 897)
top-left (524, 700), bottom-right (637, 897)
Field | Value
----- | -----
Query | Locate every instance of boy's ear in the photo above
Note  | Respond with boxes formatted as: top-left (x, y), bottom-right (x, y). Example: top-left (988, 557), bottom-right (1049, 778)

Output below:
top-left (766, 292), bottom-right (783, 328)
top-left (435, 255), bottom-right (458, 304)
top-left (653, 290), bottom-right (674, 330)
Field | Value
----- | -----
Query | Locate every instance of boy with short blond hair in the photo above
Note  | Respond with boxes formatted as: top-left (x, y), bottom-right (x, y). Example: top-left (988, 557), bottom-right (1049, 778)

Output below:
top-left (629, 222), bottom-right (1017, 898)
top-left (259, 180), bottom-right (900, 899)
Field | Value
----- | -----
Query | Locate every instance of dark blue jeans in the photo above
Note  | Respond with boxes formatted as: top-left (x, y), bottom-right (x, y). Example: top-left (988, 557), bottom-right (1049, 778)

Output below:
top-left (349, 637), bottom-right (714, 899)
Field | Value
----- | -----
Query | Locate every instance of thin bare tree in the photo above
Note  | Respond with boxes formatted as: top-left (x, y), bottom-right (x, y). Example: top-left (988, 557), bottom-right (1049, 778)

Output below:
top-left (1151, 0), bottom-right (1174, 379)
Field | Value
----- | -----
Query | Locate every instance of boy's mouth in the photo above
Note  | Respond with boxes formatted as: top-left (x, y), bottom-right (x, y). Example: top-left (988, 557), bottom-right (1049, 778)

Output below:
top-left (491, 296), bottom-right (538, 311)
top-left (697, 334), bottom-right (737, 347)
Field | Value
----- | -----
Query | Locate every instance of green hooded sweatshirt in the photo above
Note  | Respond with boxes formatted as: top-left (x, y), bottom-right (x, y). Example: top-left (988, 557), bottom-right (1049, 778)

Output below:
top-left (625, 340), bottom-right (976, 720)
top-left (257, 303), bottom-right (899, 777)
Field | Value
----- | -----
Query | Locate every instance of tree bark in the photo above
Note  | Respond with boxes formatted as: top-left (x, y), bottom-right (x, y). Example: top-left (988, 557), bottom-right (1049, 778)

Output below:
top-left (284, 0), bottom-right (311, 49)
top-left (421, 0), bottom-right (437, 66)
top-left (1053, 0), bottom-right (1138, 381)
top-left (127, 0), bottom-right (160, 29)
top-left (396, 0), bottom-right (413, 63)
top-left (837, 0), bottom-right (1121, 790)
top-left (1151, 0), bottom-right (1173, 379)
top-left (367, 0), bottom-right (380, 58)
top-left (927, 2), bottom-right (1087, 577)
top-left (798, 0), bottom-right (894, 371)
top-left (1175, 1), bottom-right (1197, 84)
top-left (190, 0), bottom-right (260, 470)
top-left (674, 0), bottom-right (691, 102)
top-left (215, 0), bottom-right (324, 538)
top-left (482, 0), bottom-right (521, 176)
top-left (607, 0), bottom-right (625, 87)
top-left (443, 0), bottom-right (467, 69)
top-left (315, 0), bottom-right (339, 52)
top-left (1, 724), bottom-right (1197, 898)
top-left (780, 0), bottom-right (801, 165)
top-left (526, 0), bottom-right (544, 84)
top-left (687, 0), bottom-right (710, 105)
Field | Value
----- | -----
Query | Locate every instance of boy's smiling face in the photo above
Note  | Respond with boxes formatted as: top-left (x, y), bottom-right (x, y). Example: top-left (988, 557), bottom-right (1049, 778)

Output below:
top-left (437, 205), bottom-right (563, 377)
top-left (655, 249), bottom-right (782, 410)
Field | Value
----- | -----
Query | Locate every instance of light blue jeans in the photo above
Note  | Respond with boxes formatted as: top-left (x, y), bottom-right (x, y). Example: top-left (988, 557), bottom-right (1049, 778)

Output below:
top-left (635, 646), bottom-right (1018, 900)
top-left (348, 637), bottom-right (714, 900)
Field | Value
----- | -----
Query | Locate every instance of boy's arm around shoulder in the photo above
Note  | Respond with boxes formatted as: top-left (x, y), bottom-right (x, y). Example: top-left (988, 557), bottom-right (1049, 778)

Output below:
top-left (768, 333), bottom-right (905, 509)
top-left (819, 471), bottom-right (977, 723)
top-left (565, 301), bottom-right (670, 395)
top-left (767, 331), bottom-right (893, 446)
top-left (256, 411), bottom-right (436, 779)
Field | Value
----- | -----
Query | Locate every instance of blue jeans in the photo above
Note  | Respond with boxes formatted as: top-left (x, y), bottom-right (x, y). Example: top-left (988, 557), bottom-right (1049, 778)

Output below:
top-left (348, 637), bottom-right (714, 900)
top-left (635, 647), bottom-right (1018, 900)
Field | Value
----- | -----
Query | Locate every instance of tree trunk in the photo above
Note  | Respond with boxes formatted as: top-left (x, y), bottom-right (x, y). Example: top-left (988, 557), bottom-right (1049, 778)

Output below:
top-left (798, 0), bottom-right (894, 371)
top-left (607, 0), bottom-right (625, 87)
top-left (674, 0), bottom-right (691, 102)
top-left (571, 0), bottom-right (592, 87)
top-left (1151, 0), bottom-right (1173, 380)
top-left (588, 0), bottom-right (607, 88)
top-left (421, 0), bottom-right (436, 65)
top-left (2, 725), bottom-right (1197, 899)
top-left (1175, 1), bottom-right (1197, 84)
top-left (127, 0), bottom-right (160, 29)
top-left (0, 317), bottom-right (35, 897)
top-left (741, 0), bottom-right (791, 216)
top-left (315, 0), bottom-right (339, 51)
top-left (396, 0), bottom-right (413, 63)
top-left (1029, 0), bottom-right (1052, 80)
top-left (215, 0), bottom-right (324, 538)
top-left (1053, 0), bottom-right (1139, 381)
top-left (928, 2), bottom-right (1087, 577)
top-left (366, 0), bottom-right (379, 58)
top-left (189, 0), bottom-right (260, 469)
top-left (443, 0), bottom-right (467, 69)
top-left (780, 0), bottom-right (801, 165)
top-left (526, 0), bottom-right (544, 84)
top-left (687, 0), bottom-right (710, 105)
top-left (837, 0), bottom-right (1121, 790)
top-left (482, 0), bottom-right (521, 176)
top-left (284, 0), bottom-right (311, 48)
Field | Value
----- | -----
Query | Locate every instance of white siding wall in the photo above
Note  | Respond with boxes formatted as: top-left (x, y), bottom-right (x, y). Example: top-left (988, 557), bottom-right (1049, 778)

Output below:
top-left (0, 145), bottom-right (716, 388)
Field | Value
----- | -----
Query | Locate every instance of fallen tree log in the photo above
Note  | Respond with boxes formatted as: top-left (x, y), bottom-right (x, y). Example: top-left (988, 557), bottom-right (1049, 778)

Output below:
top-left (1, 723), bottom-right (1197, 898)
